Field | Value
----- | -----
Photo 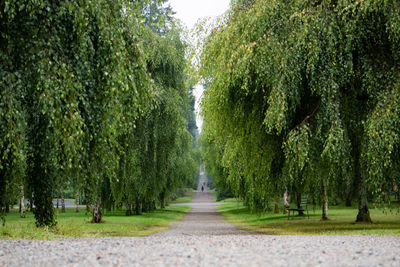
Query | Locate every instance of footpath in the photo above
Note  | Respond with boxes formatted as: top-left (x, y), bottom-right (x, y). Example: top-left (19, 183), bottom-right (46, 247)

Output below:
top-left (160, 175), bottom-right (252, 237)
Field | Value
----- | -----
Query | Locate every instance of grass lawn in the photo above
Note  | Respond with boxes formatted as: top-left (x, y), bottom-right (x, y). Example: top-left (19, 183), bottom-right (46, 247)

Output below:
top-left (168, 190), bottom-right (195, 203)
top-left (217, 197), bottom-right (241, 203)
top-left (1, 205), bottom-right (191, 240)
top-left (210, 190), bottom-right (240, 203)
top-left (217, 203), bottom-right (400, 235)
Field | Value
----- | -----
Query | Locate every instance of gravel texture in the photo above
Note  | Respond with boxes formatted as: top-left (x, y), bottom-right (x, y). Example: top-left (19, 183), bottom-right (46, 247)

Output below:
top-left (1, 175), bottom-right (399, 266)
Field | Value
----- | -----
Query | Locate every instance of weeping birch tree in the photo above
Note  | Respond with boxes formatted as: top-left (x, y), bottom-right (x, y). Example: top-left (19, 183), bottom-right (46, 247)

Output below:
top-left (199, 0), bottom-right (400, 222)
top-left (1, 0), bottom-right (198, 226)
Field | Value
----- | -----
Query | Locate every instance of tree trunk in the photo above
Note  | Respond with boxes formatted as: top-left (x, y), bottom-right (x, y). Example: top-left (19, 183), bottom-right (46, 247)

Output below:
top-left (296, 193), bottom-right (304, 216)
top-left (75, 191), bottom-right (79, 213)
top-left (356, 172), bottom-right (372, 222)
top-left (5, 202), bottom-right (10, 213)
top-left (345, 174), bottom-right (352, 206)
top-left (321, 178), bottom-right (328, 220)
top-left (56, 198), bottom-right (59, 209)
top-left (283, 190), bottom-right (289, 214)
top-left (159, 190), bottom-right (166, 209)
top-left (141, 201), bottom-right (147, 213)
top-left (61, 186), bottom-right (65, 213)
top-left (92, 203), bottom-right (102, 223)
top-left (135, 201), bottom-right (141, 215)
top-left (126, 203), bottom-right (132, 216)
top-left (349, 126), bottom-right (372, 222)
top-left (353, 138), bottom-right (372, 223)
top-left (142, 201), bottom-right (154, 213)
top-left (20, 185), bottom-right (25, 218)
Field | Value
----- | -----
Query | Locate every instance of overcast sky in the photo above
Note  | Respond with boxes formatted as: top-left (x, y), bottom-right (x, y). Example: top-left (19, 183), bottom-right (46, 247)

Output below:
top-left (167, 0), bottom-right (231, 29)
top-left (166, 0), bottom-right (231, 131)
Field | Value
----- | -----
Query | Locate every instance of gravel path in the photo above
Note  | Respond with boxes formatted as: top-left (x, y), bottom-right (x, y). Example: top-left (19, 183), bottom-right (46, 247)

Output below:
top-left (1, 174), bottom-right (400, 266)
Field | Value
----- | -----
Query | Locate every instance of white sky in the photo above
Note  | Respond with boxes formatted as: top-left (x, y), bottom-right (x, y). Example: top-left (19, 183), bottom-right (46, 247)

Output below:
top-left (167, 0), bottom-right (231, 29)
top-left (166, 0), bottom-right (231, 131)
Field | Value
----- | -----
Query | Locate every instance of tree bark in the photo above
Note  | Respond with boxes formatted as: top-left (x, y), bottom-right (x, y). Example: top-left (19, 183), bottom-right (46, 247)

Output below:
top-left (141, 201), bottom-right (147, 213)
top-left (20, 185), bottom-right (25, 218)
top-left (135, 201), bottom-right (141, 215)
top-left (356, 172), bottom-right (372, 222)
top-left (75, 191), bottom-right (79, 213)
top-left (321, 178), bottom-right (328, 220)
top-left (353, 138), bottom-right (372, 222)
top-left (345, 175), bottom-right (352, 206)
top-left (283, 190), bottom-right (289, 214)
top-left (92, 203), bottom-right (102, 223)
top-left (159, 190), bottom-right (166, 209)
top-left (296, 193), bottom-right (304, 216)
top-left (5, 202), bottom-right (9, 213)
top-left (126, 203), bottom-right (132, 216)
top-left (61, 186), bottom-right (65, 213)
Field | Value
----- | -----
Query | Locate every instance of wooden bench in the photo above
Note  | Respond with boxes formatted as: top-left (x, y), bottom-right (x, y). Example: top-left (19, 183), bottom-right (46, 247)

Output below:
top-left (287, 196), bottom-right (309, 219)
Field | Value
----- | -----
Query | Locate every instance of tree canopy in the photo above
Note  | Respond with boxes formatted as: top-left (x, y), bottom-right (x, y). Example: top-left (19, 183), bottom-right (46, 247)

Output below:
top-left (0, 0), bottom-right (199, 226)
top-left (199, 0), bottom-right (400, 221)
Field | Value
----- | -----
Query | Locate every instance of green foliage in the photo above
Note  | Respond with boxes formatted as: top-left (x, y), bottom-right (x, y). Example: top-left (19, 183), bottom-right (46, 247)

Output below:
top-left (199, 0), bottom-right (400, 221)
top-left (0, 0), bottom-right (199, 226)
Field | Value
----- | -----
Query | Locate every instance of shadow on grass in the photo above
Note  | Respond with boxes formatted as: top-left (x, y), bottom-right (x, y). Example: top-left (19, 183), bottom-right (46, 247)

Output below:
top-left (219, 204), bottom-right (400, 235)
top-left (0, 206), bottom-right (191, 239)
top-left (271, 222), bottom-right (400, 235)
top-left (102, 207), bottom-right (189, 218)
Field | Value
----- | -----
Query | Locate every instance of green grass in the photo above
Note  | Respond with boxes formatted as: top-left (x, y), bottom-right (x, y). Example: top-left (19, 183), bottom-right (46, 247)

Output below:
top-left (1, 205), bottom-right (191, 240)
top-left (217, 197), bottom-right (241, 203)
top-left (168, 190), bottom-right (195, 203)
top-left (169, 197), bottom-right (193, 203)
top-left (217, 203), bottom-right (400, 235)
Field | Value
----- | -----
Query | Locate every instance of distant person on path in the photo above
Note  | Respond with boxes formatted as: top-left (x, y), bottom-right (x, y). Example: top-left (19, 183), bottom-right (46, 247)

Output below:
top-left (393, 184), bottom-right (398, 200)
top-left (201, 185), bottom-right (204, 192)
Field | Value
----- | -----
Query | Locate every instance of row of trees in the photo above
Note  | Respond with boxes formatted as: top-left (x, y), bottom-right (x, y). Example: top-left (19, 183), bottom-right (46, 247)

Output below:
top-left (199, 0), bottom-right (400, 222)
top-left (0, 0), bottom-right (199, 226)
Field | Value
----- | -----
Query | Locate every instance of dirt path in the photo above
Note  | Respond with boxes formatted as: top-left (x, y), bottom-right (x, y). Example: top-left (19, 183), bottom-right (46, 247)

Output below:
top-left (159, 175), bottom-right (253, 237)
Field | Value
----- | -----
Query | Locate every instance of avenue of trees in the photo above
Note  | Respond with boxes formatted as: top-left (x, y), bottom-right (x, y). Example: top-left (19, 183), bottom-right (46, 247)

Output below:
top-left (0, 0), bottom-right (199, 226)
top-left (199, 0), bottom-right (400, 222)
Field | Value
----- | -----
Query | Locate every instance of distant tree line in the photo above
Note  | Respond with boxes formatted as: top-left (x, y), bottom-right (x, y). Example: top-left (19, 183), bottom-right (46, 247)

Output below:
top-left (0, 0), bottom-right (199, 226)
top-left (199, 0), bottom-right (400, 222)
